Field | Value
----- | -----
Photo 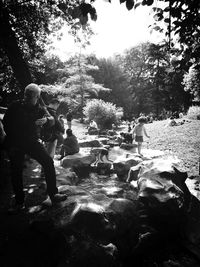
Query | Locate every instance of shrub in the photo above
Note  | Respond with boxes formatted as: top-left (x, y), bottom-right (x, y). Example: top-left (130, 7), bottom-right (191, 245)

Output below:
top-left (83, 99), bottom-right (118, 129)
top-left (187, 106), bottom-right (200, 120)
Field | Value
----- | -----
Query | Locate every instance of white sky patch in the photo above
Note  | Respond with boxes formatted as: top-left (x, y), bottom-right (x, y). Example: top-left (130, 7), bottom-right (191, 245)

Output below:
top-left (49, 1), bottom-right (165, 60)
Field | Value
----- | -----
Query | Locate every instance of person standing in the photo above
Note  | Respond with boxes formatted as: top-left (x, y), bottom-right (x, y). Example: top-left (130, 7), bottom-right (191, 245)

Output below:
top-left (3, 83), bottom-right (67, 211)
top-left (132, 116), bottom-right (150, 155)
top-left (66, 109), bottom-right (73, 129)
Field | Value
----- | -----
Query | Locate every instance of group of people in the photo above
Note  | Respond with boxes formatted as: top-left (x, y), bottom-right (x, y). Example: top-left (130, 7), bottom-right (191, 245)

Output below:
top-left (1, 83), bottom-right (79, 212)
top-left (0, 82), bottom-right (151, 212)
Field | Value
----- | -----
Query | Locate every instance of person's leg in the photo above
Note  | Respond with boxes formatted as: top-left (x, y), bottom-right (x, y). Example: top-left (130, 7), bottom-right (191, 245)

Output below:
top-left (138, 142), bottom-right (142, 155)
top-left (8, 147), bottom-right (25, 204)
top-left (58, 145), bottom-right (66, 160)
top-left (67, 121), bottom-right (71, 129)
top-left (26, 141), bottom-right (66, 202)
top-left (46, 139), bottom-right (58, 159)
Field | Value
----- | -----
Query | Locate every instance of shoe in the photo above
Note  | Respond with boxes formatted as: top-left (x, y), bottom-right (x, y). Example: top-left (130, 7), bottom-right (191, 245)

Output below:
top-left (8, 202), bottom-right (25, 214)
top-left (50, 193), bottom-right (67, 203)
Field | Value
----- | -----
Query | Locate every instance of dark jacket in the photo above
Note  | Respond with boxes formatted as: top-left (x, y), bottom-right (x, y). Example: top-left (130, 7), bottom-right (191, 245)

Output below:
top-left (3, 100), bottom-right (53, 147)
top-left (66, 111), bottom-right (72, 122)
top-left (41, 107), bottom-right (65, 142)
top-left (63, 134), bottom-right (79, 155)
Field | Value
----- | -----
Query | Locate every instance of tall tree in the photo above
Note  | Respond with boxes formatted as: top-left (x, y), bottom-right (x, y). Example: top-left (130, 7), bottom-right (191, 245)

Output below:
top-left (89, 57), bottom-right (132, 116)
top-left (0, 0), bottom-right (96, 91)
top-left (57, 54), bottom-right (110, 121)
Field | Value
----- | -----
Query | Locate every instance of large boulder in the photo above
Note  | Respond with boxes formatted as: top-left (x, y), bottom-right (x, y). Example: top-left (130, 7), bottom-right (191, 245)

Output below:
top-left (113, 156), bottom-right (142, 180)
top-left (127, 158), bottom-right (190, 256)
top-left (61, 148), bottom-right (96, 170)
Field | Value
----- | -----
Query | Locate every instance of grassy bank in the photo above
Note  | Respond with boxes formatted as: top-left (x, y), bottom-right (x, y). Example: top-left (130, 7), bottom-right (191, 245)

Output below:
top-left (145, 118), bottom-right (200, 175)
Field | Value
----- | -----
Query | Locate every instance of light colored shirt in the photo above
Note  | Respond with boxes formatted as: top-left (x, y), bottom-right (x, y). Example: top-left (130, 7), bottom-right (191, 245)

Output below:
top-left (132, 123), bottom-right (148, 137)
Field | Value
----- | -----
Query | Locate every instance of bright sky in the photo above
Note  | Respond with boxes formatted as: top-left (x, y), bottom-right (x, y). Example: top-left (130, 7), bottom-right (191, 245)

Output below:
top-left (50, 0), bottom-right (164, 60)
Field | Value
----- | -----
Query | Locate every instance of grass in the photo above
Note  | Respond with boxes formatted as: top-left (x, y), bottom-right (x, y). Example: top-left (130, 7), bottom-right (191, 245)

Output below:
top-left (145, 118), bottom-right (200, 175)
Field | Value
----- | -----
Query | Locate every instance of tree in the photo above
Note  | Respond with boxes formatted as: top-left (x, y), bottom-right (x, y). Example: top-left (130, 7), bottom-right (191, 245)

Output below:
top-left (107, 0), bottom-right (200, 60)
top-left (183, 64), bottom-right (200, 103)
top-left (121, 42), bottom-right (191, 116)
top-left (0, 0), bottom-right (97, 91)
top-left (89, 56), bottom-right (132, 116)
top-left (55, 54), bottom-right (110, 121)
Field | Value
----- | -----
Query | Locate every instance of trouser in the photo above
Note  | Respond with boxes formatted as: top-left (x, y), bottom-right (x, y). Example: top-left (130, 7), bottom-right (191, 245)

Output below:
top-left (46, 139), bottom-right (58, 159)
top-left (8, 140), bottom-right (58, 204)
top-left (67, 121), bottom-right (71, 129)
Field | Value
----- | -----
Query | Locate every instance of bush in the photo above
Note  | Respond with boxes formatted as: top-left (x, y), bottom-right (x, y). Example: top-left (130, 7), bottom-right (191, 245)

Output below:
top-left (187, 106), bottom-right (200, 120)
top-left (83, 99), bottom-right (118, 129)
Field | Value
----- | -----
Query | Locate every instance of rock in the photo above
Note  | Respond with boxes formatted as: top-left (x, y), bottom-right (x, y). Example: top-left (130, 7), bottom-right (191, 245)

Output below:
top-left (134, 158), bottom-right (189, 241)
top-left (68, 202), bottom-right (113, 242)
top-left (79, 139), bottom-right (103, 148)
top-left (127, 164), bottom-right (142, 182)
top-left (113, 156), bottom-right (142, 180)
top-left (98, 137), bottom-right (109, 145)
top-left (61, 149), bottom-right (95, 170)
top-left (96, 162), bottom-right (112, 175)
top-left (57, 168), bottom-right (79, 185)
top-left (68, 239), bottom-right (119, 267)
top-left (107, 130), bottom-right (116, 136)
top-left (88, 128), bottom-right (99, 135)
top-left (120, 142), bottom-right (137, 151)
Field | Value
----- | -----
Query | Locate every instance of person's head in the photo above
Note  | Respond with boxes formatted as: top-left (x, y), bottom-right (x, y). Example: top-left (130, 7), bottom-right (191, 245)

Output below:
top-left (138, 116), bottom-right (147, 124)
top-left (24, 83), bottom-right (41, 106)
top-left (66, 128), bottom-right (73, 136)
top-left (49, 98), bottom-right (60, 110)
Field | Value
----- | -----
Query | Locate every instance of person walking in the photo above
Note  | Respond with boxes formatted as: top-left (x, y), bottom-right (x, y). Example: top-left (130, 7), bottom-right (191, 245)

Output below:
top-left (132, 116), bottom-right (150, 155)
top-left (3, 83), bottom-right (67, 212)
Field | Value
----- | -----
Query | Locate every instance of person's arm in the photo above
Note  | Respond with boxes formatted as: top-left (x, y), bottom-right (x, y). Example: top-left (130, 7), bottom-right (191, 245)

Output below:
top-left (35, 107), bottom-right (55, 127)
top-left (143, 126), bottom-right (150, 138)
top-left (132, 125), bottom-right (136, 138)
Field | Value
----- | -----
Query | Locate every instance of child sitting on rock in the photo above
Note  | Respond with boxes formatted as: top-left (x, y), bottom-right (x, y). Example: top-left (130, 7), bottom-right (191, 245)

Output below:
top-left (59, 129), bottom-right (79, 160)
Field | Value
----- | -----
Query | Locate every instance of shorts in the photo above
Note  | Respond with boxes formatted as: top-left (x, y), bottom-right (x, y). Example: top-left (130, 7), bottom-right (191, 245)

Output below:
top-left (135, 136), bottom-right (143, 142)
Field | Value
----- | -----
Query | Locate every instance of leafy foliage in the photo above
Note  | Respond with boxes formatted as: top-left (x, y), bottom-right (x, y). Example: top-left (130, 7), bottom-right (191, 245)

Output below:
top-left (0, 0), bottom-right (96, 91)
top-left (58, 55), bottom-right (110, 120)
top-left (119, 42), bottom-right (191, 116)
top-left (83, 99), bottom-right (118, 129)
top-left (183, 64), bottom-right (200, 102)
top-left (187, 106), bottom-right (200, 120)
top-left (88, 56), bottom-right (132, 115)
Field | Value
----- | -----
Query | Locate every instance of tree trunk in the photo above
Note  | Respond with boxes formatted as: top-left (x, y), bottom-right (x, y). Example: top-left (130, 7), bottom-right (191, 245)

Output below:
top-left (0, 1), bottom-right (32, 90)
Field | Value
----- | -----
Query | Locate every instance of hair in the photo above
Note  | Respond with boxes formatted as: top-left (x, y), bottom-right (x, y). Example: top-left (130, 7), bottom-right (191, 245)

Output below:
top-left (49, 98), bottom-right (60, 105)
top-left (138, 116), bottom-right (147, 123)
top-left (66, 129), bottom-right (72, 136)
top-left (24, 83), bottom-right (41, 97)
